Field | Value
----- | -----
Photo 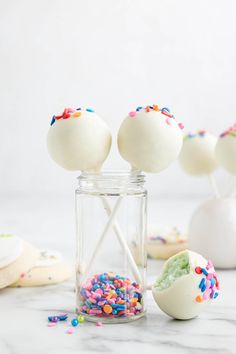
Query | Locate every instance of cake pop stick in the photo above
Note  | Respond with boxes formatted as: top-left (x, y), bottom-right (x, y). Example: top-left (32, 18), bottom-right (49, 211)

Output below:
top-left (81, 104), bottom-right (184, 282)
top-left (47, 108), bottom-right (142, 282)
top-left (179, 130), bottom-right (220, 198)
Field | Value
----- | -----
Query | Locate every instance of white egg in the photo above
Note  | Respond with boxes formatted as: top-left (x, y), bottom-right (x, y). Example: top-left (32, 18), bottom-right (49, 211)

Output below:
top-left (152, 250), bottom-right (219, 320)
top-left (179, 131), bottom-right (218, 176)
top-left (117, 107), bottom-right (183, 173)
top-left (215, 129), bottom-right (236, 175)
top-left (189, 198), bottom-right (236, 268)
top-left (47, 109), bottom-right (112, 171)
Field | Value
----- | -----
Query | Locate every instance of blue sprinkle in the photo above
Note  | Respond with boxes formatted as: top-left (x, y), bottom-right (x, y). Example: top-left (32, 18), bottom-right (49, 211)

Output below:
top-left (201, 284), bottom-right (206, 292)
top-left (161, 107), bottom-right (170, 112)
top-left (210, 278), bottom-right (216, 287)
top-left (50, 116), bottom-right (55, 126)
top-left (214, 292), bottom-right (219, 299)
top-left (136, 106), bottom-right (143, 111)
top-left (199, 278), bottom-right (205, 289)
top-left (71, 318), bottom-right (79, 327)
top-left (58, 315), bottom-right (68, 321)
top-left (92, 284), bottom-right (100, 291)
top-left (86, 108), bottom-right (94, 112)
top-left (112, 310), bottom-right (118, 315)
top-left (202, 268), bottom-right (208, 276)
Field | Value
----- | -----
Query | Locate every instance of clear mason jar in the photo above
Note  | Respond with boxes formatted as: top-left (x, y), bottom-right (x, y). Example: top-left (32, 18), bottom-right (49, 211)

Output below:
top-left (75, 171), bottom-right (147, 323)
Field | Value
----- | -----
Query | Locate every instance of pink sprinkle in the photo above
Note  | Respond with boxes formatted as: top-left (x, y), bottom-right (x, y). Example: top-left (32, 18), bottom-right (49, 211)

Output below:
top-left (206, 279), bottom-right (211, 289)
top-left (166, 118), bottom-right (171, 125)
top-left (203, 292), bottom-right (210, 301)
top-left (178, 123), bottom-right (184, 130)
top-left (67, 328), bottom-right (75, 334)
top-left (206, 260), bottom-right (213, 270)
top-left (48, 322), bottom-right (57, 327)
top-left (20, 273), bottom-right (25, 278)
top-left (95, 288), bottom-right (103, 295)
top-left (206, 273), bottom-right (213, 280)
top-left (129, 111), bottom-right (136, 118)
top-left (96, 321), bottom-right (103, 327)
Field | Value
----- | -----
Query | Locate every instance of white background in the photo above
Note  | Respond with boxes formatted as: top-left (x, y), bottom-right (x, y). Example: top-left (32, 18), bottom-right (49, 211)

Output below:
top-left (0, 0), bottom-right (236, 199)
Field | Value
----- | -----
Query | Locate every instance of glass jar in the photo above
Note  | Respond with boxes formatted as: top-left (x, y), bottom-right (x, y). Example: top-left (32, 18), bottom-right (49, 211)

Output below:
top-left (75, 170), bottom-right (147, 323)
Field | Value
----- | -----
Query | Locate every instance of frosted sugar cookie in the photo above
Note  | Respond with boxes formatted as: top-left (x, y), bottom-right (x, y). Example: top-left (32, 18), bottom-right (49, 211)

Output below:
top-left (12, 250), bottom-right (72, 287)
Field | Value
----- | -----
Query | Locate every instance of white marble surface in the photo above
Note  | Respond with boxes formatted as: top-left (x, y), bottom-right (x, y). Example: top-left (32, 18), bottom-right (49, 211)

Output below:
top-left (0, 195), bottom-right (236, 354)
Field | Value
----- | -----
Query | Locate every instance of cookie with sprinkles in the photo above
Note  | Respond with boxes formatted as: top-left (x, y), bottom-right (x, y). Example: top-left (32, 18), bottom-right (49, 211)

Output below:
top-left (117, 105), bottom-right (184, 173)
top-left (216, 124), bottom-right (236, 174)
top-left (152, 250), bottom-right (219, 320)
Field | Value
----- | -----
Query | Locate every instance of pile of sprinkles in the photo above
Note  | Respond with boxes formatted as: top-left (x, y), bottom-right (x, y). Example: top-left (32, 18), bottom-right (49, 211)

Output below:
top-left (50, 107), bottom-right (95, 126)
top-left (194, 260), bottom-right (219, 303)
top-left (220, 123), bottom-right (236, 138)
top-left (128, 105), bottom-right (184, 130)
top-left (184, 130), bottom-right (206, 140)
top-left (79, 272), bottom-right (143, 319)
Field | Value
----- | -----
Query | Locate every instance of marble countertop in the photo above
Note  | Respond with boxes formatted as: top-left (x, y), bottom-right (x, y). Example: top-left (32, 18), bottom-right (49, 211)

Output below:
top-left (0, 195), bottom-right (236, 354)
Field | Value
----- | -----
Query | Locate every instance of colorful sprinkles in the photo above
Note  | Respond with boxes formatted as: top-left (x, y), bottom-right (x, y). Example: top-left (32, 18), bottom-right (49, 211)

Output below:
top-left (220, 123), bottom-right (236, 138)
top-left (79, 272), bottom-right (143, 319)
top-left (184, 130), bottom-right (206, 140)
top-left (194, 260), bottom-right (219, 303)
top-left (50, 107), bottom-right (95, 126)
top-left (128, 105), bottom-right (184, 130)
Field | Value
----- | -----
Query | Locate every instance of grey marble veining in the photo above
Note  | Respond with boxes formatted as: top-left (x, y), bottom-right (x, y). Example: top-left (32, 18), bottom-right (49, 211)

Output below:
top-left (0, 196), bottom-right (236, 353)
top-left (0, 266), bottom-right (236, 354)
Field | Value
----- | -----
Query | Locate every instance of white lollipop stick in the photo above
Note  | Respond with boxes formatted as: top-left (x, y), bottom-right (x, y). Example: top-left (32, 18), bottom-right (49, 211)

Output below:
top-left (208, 174), bottom-right (220, 198)
top-left (100, 196), bottom-right (142, 283)
top-left (81, 195), bottom-right (143, 283)
top-left (81, 196), bottom-right (123, 279)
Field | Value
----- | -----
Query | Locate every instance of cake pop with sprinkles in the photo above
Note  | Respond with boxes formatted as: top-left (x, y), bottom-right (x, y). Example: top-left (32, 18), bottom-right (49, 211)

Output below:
top-left (179, 130), bottom-right (218, 176)
top-left (215, 124), bottom-right (236, 174)
top-left (117, 105), bottom-right (184, 173)
top-left (47, 108), bottom-right (112, 171)
top-left (152, 250), bottom-right (219, 320)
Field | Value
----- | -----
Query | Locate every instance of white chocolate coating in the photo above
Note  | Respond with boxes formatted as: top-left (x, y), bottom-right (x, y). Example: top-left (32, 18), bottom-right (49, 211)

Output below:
top-left (152, 250), bottom-right (215, 320)
top-left (179, 132), bottom-right (218, 176)
top-left (117, 110), bottom-right (183, 173)
top-left (189, 198), bottom-right (236, 268)
top-left (0, 234), bottom-right (24, 268)
top-left (215, 134), bottom-right (236, 175)
top-left (47, 111), bottom-right (112, 171)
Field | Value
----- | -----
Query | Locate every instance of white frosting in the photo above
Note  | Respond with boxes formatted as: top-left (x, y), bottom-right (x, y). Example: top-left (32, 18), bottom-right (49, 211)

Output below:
top-left (152, 250), bottom-right (215, 320)
top-left (47, 111), bottom-right (112, 171)
top-left (0, 234), bottom-right (24, 268)
top-left (215, 135), bottom-right (236, 175)
top-left (147, 224), bottom-right (186, 243)
top-left (179, 132), bottom-right (218, 175)
top-left (189, 198), bottom-right (236, 268)
top-left (34, 250), bottom-right (62, 267)
top-left (117, 110), bottom-right (183, 173)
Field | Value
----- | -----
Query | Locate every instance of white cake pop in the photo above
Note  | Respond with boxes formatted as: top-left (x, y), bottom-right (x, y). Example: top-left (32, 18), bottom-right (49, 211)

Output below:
top-left (47, 108), bottom-right (112, 171)
top-left (117, 105), bottom-right (184, 173)
top-left (152, 250), bottom-right (219, 320)
top-left (215, 124), bottom-right (236, 174)
top-left (179, 131), bottom-right (218, 176)
top-left (189, 198), bottom-right (236, 268)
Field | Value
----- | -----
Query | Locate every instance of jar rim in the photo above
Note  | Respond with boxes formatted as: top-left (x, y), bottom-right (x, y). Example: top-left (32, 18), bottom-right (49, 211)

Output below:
top-left (77, 170), bottom-right (146, 188)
